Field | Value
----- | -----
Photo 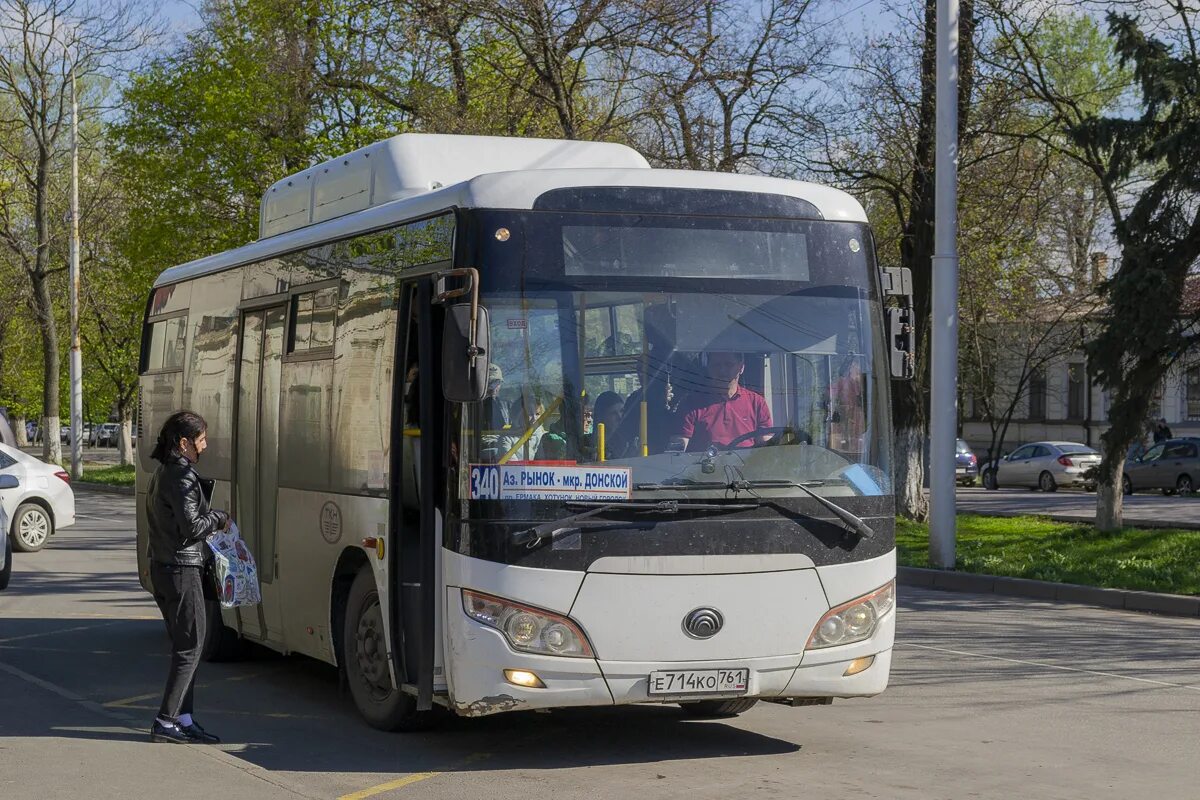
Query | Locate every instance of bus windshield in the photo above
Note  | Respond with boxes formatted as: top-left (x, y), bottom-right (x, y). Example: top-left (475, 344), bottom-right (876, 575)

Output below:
top-left (457, 211), bottom-right (892, 507)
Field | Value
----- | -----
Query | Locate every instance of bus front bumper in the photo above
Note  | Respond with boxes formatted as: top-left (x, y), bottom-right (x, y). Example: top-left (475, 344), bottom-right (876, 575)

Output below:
top-left (446, 610), bottom-right (894, 716)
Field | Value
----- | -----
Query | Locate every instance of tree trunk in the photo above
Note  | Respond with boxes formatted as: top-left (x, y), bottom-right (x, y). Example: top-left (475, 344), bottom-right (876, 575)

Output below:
top-left (118, 398), bottom-right (134, 467)
top-left (14, 414), bottom-right (28, 447)
top-left (895, 423), bottom-right (929, 521)
top-left (119, 420), bottom-right (134, 467)
top-left (33, 275), bottom-right (62, 465)
top-left (1094, 459), bottom-right (1123, 531)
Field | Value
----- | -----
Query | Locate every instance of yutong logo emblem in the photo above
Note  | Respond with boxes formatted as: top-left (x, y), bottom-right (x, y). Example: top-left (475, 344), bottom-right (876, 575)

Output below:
top-left (682, 607), bottom-right (724, 639)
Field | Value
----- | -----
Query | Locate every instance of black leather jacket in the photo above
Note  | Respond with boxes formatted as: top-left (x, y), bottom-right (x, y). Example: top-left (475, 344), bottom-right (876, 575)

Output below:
top-left (146, 455), bottom-right (228, 567)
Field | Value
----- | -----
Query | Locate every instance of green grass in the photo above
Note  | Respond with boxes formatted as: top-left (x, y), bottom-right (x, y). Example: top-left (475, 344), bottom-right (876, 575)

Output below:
top-left (897, 514), bottom-right (1200, 596)
top-left (77, 464), bottom-right (136, 487)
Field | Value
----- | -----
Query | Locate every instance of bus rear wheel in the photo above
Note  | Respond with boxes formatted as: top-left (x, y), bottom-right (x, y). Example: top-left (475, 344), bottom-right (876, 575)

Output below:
top-left (679, 698), bottom-right (758, 718)
top-left (344, 567), bottom-right (435, 732)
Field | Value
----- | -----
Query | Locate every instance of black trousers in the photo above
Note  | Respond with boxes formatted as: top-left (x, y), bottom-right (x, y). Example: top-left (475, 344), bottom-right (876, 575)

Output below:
top-left (150, 561), bottom-right (206, 719)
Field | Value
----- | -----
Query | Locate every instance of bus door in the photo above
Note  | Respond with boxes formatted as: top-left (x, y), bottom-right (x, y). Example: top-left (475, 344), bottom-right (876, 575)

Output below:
top-left (235, 304), bottom-right (286, 642)
top-left (390, 280), bottom-right (442, 710)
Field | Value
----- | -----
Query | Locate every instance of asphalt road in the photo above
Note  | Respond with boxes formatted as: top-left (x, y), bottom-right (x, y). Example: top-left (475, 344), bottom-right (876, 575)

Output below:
top-left (1, 489), bottom-right (1198, 800)
top-left (956, 485), bottom-right (1200, 528)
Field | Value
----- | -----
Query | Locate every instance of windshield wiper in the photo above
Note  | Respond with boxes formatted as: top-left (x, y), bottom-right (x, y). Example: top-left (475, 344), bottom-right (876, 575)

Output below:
top-left (510, 499), bottom-right (758, 547)
top-left (727, 479), bottom-right (875, 539)
top-left (638, 477), bottom-right (874, 539)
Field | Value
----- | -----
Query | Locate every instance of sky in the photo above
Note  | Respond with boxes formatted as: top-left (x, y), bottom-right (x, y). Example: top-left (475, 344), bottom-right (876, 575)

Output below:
top-left (159, 0), bottom-right (891, 48)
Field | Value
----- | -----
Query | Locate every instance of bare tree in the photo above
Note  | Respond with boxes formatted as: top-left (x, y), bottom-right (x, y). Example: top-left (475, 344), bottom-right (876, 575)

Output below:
top-left (634, 0), bottom-right (831, 173)
top-left (963, 290), bottom-right (1097, 477)
top-left (0, 0), bottom-right (155, 463)
top-left (472, 0), bottom-right (691, 140)
top-left (815, 0), bottom-right (977, 519)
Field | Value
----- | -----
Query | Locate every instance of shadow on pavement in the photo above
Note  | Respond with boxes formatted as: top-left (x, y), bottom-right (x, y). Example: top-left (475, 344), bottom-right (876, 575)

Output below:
top-left (1, 615), bottom-right (801, 776)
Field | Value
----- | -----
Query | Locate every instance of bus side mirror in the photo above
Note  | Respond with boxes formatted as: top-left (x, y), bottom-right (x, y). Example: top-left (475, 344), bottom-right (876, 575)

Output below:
top-left (442, 304), bottom-right (490, 402)
top-left (886, 306), bottom-right (914, 380)
top-left (881, 267), bottom-right (914, 380)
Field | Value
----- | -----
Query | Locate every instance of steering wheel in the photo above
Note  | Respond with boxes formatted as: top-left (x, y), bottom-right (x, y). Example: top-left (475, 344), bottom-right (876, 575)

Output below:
top-left (722, 426), bottom-right (811, 450)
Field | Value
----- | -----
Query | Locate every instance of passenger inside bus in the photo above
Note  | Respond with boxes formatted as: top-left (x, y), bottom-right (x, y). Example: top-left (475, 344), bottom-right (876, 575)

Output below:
top-left (586, 391), bottom-right (624, 459)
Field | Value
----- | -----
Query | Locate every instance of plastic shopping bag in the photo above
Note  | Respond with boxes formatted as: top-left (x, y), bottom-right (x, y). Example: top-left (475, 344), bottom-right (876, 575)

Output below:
top-left (205, 522), bottom-right (261, 609)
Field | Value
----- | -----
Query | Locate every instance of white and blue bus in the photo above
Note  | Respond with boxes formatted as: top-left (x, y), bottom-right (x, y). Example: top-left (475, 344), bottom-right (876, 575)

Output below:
top-left (136, 134), bottom-right (911, 729)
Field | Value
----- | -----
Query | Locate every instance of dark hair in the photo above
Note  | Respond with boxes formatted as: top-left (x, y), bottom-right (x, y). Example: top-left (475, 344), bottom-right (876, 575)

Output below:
top-left (151, 410), bottom-right (208, 463)
top-left (594, 391), bottom-right (624, 420)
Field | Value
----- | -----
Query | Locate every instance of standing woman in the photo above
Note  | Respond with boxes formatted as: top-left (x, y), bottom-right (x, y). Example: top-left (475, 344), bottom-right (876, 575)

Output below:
top-left (146, 410), bottom-right (229, 744)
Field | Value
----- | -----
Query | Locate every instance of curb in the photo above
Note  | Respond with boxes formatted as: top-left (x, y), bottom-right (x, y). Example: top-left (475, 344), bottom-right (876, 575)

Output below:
top-left (898, 566), bottom-right (1200, 618)
top-left (73, 482), bottom-right (135, 497)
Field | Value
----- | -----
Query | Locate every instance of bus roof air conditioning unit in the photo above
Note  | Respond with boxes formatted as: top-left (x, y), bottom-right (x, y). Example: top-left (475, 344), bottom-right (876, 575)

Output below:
top-left (258, 134), bottom-right (651, 239)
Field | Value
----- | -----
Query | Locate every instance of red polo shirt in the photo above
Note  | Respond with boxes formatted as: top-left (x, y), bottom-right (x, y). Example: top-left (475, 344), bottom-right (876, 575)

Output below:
top-left (680, 386), bottom-right (772, 449)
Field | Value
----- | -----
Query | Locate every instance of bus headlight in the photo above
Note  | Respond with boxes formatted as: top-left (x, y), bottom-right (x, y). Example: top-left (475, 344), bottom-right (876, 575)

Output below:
top-left (807, 581), bottom-right (895, 650)
top-left (462, 589), bottom-right (594, 658)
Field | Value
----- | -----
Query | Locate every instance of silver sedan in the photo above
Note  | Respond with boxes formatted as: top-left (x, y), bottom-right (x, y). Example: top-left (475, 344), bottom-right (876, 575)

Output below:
top-left (1122, 438), bottom-right (1200, 495)
top-left (982, 441), bottom-right (1102, 492)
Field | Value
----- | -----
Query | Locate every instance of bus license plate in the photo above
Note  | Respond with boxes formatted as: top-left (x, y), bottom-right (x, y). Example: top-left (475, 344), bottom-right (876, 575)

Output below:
top-left (648, 669), bottom-right (749, 696)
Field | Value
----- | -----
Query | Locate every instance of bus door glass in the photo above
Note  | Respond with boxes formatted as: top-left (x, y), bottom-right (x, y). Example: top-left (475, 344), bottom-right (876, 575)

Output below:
top-left (236, 305), bottom-right (285, 641)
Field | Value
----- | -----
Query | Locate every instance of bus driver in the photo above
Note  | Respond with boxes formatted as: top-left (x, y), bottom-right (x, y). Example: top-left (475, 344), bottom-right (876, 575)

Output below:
top-left (677, 351), bottom-right (772, 452)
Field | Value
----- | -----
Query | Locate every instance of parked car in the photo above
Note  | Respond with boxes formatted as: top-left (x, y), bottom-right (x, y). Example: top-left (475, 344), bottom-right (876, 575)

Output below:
top-left (0, 475), bottom-right (18, 591)
top-left (981, 441), bottom-right (1102, 492)
top-left (0, 443), bottom-right (76, 553)
top-left (92, 422), bottom-right (120, 448)
top-left (956, 439), bottom-right (979, 486)
top-left (1123, 437), bottom-right (1200, 495)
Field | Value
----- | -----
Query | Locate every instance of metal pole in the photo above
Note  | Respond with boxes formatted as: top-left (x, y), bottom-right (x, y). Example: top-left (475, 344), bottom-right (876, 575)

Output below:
top-left (929, 0), bottom-right (959, 568)
top-left (69, 65), bottom-right (83, 480)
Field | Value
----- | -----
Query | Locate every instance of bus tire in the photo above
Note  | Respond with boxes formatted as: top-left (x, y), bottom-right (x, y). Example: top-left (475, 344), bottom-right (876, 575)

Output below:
top-left (679, 698), bottom-right (758, 718)
top-left (202, 599), bottom-right (245, 662)
top-left (344, 567), bottom-right (436, 732)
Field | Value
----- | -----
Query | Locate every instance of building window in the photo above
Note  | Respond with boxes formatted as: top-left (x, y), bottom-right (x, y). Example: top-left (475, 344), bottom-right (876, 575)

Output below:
top-left (1029, 369), bottom-right (1046, 420)
top-left (1187, 366), bottom-right (1200, 420)
top-left (1068, 363), bottom-right (1086, 420)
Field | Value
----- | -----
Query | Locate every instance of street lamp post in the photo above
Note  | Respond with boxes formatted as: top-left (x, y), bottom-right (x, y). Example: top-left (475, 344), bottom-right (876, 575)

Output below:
top-left (929, 0), bottom-right (960, 568)
top-left (69, 64), bottom-right (83, 480)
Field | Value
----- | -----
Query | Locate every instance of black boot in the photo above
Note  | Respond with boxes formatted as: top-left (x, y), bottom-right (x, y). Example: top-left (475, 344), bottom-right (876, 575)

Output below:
top-left (150, 718), bottom-right (201, 744)
top-left (182, 721), bottom-right (220, 744)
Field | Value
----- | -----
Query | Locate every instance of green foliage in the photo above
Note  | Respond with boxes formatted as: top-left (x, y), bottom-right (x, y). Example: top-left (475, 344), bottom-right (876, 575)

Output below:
top-left (1071, 11), bottom-right (1200, 493)
top-left (78, 464), bottom-right (136, 487)
top-left (897, 514), bottom-right (1200, 595)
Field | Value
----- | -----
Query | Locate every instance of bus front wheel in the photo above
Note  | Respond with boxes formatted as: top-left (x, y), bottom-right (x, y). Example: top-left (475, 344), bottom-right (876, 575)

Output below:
top-left (679, 698), bottom-right (758, 718)
top-left (343, 567), bottom-right (435, 732)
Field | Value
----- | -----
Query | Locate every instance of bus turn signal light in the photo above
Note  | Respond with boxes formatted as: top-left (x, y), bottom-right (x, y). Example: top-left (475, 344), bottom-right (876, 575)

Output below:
top-left (843, 656), bottom-right (875, 676)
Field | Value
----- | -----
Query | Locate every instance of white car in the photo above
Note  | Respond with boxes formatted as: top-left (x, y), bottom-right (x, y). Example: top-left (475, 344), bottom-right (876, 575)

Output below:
top-left (0, 443), bottom-right (76, 553)
top-left (0, 475), bottom-right (17, 590)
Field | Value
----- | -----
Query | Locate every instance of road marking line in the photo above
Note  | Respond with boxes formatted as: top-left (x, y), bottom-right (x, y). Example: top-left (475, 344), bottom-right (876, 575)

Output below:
top-left (0, 620), bottom-right (126, 644)
top-left (899, 642), bottom-right (1200, 692)
top-left (110, 703), bottom-right (328, 720)
top-left (0, 612), bottom-right (159, 620)
top-left (0, 645), bottom-right (149, 656)
top-left (337, 772), bottom-right (442, 800)
top-left (104, 691), bottom-right (161, 708)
